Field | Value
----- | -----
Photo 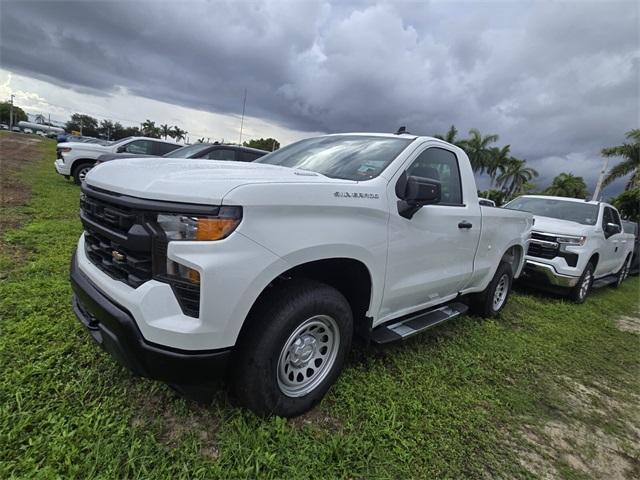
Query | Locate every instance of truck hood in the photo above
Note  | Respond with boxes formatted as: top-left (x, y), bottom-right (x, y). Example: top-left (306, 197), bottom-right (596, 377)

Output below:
top-left (85, 157), bottom-right (353, 204)
top-left (532, 215), bottom-right (591, 236)
top-left (59, 141), bottom-right (110, 151)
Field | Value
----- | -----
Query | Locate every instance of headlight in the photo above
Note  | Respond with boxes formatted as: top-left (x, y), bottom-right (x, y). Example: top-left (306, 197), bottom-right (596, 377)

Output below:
top-left (156, 206), bottom-right (242, 241)
top-left (556, 235), bottom-right (586, 246)
top-left (59, 147), bottom-right (72, 153)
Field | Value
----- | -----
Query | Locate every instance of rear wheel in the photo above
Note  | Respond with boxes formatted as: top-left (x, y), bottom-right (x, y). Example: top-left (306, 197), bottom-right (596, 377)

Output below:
top-left (612, 256), bottom-right (631, 288)
top-left (73, 162), bottom-right (93, 184)
top-left (471, 261), bottom-right (513, 317)
top-left (569, 262), bottom-right (594, 303)
top-left (232, 279), bottom-right (353, 417)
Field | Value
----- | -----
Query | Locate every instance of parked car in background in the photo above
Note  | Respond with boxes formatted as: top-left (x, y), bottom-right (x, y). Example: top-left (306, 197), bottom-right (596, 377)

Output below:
top-left (11, 126), bottom-right (21, 132)
top-left (70, 132), bottom-right (533, 417)
top-left (95, 142), bottom-right (268, 165)
top-left (0, 123), bottom-right (8, 130)
top-left (23, 128), bottom-right (33, 134)
top-left (505, 195), bottom-right (634, 302)
top-left (55, 136), bottom-right (182, 184)
top-left (622, 220), bottom-right (639, 276)
top-left (479, 198), bottom-right (496, 207)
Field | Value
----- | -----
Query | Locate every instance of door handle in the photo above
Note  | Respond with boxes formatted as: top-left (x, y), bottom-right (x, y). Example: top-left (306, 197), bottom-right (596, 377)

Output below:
top-left (458, 221), bottom-right (473, 229)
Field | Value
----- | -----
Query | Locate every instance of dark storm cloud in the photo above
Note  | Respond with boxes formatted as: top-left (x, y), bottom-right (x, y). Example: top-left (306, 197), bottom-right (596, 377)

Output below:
top-left (1, 0), bottom-right (638, 194)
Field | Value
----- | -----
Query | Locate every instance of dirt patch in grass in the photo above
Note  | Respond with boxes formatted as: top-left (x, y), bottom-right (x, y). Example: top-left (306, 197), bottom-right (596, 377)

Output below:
top-left (515, 311), bottom-right (640, 479)
top-left (616, 314), bottom-right (640, 334)
top-left (0, 133), bottom-right (45, 234)
top-left (128, 383), bottom-right (222, 460)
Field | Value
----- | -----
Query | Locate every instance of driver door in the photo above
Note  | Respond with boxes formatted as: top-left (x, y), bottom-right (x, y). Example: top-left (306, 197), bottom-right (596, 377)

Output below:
top-left (599, 206), bottom-right (624, 275)
top-left (379, 145), bottom-right (481, 320)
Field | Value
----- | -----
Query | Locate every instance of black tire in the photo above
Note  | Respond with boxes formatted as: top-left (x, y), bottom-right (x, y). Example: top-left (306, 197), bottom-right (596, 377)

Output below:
top-left (470, 261), bottom-right (513, 317)
top-left (231, 279), bottom-right (353, 417)
top-left (569, 262), bottom-right (594, 303)
top-left (612, 255), bottom-right (631, 288)
top-left (73, 161), bottom-right (94, 185)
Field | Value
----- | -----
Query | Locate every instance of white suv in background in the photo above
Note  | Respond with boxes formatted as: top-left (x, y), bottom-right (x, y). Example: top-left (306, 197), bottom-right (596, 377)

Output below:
top-left (505, 195), bottom-right (634, 302)
top-left (54, 136), bottom-right (182, 184)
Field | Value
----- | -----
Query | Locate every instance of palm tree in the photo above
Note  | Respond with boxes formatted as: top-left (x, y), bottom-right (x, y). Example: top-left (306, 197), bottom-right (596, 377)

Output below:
top-left (602, 129), bottom-right (640, 188)
top-left (34, 113), bottom-right (46, 124)
top-left (463, 129), bottom-right (499, 173)
top-left (544, 173), bottom-right (589, 199)
top-left (140, 119), bottom-right (160, 138)
top-left (172, 126), bottom-right (187, 142)
top-left (496, 158), bottom-right (539, 197)
top-left (486, 145), bottom-right (511, 187)
top-left (160, 124), bottom-right (171, 140)
top-left (434, 125), bottom-right (465, 148)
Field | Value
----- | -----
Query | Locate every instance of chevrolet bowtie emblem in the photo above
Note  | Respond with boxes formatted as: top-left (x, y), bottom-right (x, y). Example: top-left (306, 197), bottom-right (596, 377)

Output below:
top-left (111, 250), bottom-right (126, 262)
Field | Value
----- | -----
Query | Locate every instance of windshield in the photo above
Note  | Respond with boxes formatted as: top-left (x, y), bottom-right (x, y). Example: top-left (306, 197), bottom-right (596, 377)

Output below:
top-left (164, 143), bottom-right (212, 158)
top-left (255, 135), bottom-right (414, 180)
top-left (111, 136), bottom-right (133, 146)
top-left (505, 197), bottom-right (599, 225)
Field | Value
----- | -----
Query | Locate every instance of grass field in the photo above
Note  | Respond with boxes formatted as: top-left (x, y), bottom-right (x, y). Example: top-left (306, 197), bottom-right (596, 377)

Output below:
top-left (1, 132), bottom-right (639, 479)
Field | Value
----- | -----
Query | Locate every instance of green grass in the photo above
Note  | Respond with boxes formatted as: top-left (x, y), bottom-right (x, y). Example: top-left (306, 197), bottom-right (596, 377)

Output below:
top-left (1, 137), bottom-right (639, 478)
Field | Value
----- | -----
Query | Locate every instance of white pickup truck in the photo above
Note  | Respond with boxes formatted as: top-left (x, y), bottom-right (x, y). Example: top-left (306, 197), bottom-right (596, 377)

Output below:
top-left (505, 195), bottom-right (634, 302)
top-left (70, 132), bottom-right (532, 417)
top-left (55, 136), bottom-right (182, 184)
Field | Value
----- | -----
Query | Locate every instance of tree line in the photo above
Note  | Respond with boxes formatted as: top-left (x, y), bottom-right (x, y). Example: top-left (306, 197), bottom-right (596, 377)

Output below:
top-left (64, 114), bottom-right (188, 142)
top-left (435, 125), bottom-right (639, 220)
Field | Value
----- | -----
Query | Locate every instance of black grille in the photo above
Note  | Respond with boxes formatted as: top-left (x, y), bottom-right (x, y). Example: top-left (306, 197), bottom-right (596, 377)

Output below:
top-left (80, 188), bottom-right (201, 317)
top-left (84, 227), bottom-right (152, 288)
top-left (527, 241), bottom-right (559, 260)
top-left (527, 233), bottom-right (559, 260)
top-left (81, 193), bottom-right (153, 288)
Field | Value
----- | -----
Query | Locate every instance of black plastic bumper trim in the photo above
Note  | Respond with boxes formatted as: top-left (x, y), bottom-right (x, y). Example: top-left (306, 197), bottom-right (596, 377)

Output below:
top-left (70, 250), bottom-right (231, 384)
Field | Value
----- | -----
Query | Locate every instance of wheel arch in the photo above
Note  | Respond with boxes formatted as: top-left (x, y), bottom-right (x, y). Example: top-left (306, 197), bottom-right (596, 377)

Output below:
top-left (71, 158), bottom-right (96, 175)
top-left (238, 257), bottom-right (376, 344)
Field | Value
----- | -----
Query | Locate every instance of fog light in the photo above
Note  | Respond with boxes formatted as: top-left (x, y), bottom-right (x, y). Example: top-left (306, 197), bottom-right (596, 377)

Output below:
top-left (167, 259), bottom-right (200, 284)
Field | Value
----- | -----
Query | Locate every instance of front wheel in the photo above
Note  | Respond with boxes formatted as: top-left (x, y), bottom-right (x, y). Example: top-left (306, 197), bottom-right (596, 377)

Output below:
top-left (232, 280), bottom-right (353, 417)
top-left (569, 262), bottom-right (594, 303)
top-left (470, 261), bottom-right (513, 317)
top-left (73, 162), bottom-right (94, 185)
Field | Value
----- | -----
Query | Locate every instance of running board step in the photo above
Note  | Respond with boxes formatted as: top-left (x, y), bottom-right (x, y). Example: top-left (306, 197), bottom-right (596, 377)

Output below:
top-left (371, 302), bottom-right (468, 345)
top-left (592, 276), bottom-right (617, 289)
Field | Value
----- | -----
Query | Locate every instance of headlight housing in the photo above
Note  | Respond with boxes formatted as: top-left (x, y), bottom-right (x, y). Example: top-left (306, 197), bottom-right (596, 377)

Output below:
top-left (556, 235), bottom-right (586, 246)
top-left (156, 206), bottom-right (242, 241)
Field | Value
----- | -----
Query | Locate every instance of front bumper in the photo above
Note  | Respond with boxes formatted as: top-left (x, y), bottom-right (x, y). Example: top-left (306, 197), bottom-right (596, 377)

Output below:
top-left (70, 251), bottom-right (231, 384)
top-left (54, 158), bottom-right (69, 176)
top-left (521, 260), bottom-right (580, 288)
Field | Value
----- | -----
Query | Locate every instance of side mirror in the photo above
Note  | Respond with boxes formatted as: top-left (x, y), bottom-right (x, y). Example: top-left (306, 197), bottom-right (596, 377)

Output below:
top-left (605, 222), bottom-right (621, 237)
top-left (396, 173), bottom-right (441, 219)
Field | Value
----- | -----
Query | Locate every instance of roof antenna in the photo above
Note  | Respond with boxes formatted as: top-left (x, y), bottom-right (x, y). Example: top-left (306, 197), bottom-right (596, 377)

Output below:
top-left (395, 126), bottom-right (410, 135)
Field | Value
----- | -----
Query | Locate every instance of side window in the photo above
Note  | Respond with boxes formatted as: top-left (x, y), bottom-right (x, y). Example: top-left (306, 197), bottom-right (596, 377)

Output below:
top-left (610, 208), bottom-right (622, 227)
top-left (155, 142), bottom-right (181, 155)
top-left (602, 207), bottom-right (614, 228)
top-left (124, 140), bottom-right (154, 155)
top-left (203, 149), bottom-right (237, 161)
top-left (242, 152), bottom-right (264, 162)
top-left (405, 147), bottom-right (462, 205)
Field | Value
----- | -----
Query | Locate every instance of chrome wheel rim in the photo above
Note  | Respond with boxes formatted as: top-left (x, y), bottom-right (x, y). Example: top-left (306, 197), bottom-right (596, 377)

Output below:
top-left (78, 166), bottom-right (91, 182)
top-left (493, 274), bottom-right (510, 311)
top-left (277, 315), bottom-right (340, 398)
top-left (579, 269), bottom-right (592, 299)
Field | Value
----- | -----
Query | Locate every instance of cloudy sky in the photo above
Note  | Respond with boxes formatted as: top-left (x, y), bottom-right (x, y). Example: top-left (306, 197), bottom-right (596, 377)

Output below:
top-left (1, 0), bottom-right (638, 196)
